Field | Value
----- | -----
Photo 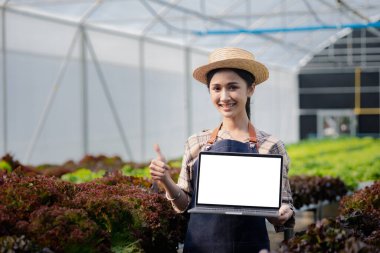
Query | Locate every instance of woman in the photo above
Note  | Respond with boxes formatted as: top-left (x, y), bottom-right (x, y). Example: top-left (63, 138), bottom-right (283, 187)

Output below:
top-left (149, 47), bottom-right (295, 253)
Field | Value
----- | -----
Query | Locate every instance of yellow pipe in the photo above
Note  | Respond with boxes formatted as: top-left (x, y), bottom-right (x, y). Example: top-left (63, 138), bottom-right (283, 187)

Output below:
top-left (354, 108), bottom-right (380, 115)
top-left (354, 67), bottom-right (380, 115)
top-left (354, 67), bottom-right (361, 113)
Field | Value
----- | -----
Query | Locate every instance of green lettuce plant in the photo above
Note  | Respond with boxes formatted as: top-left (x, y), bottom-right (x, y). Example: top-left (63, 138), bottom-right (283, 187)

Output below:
top-left (287, 137), bottom-right (380, 189)
top-left (61, 168), bottom-right (106, 183)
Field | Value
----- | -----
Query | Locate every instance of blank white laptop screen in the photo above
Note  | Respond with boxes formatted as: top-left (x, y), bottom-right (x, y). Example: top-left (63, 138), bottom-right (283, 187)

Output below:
top-left (197, 152), bottom-right (282, 208)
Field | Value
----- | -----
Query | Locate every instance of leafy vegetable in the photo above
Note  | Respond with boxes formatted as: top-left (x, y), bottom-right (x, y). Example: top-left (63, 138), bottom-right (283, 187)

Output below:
top-left (121, 165), bottom-right (150, 178)
top-left (0, 171), bottom-right (186, 252)
top-left (278, 181), bottom-right (380, 252)
top-left (289, 175), bottom-right (347, 209)
top-left (287, 137), bottom-right (380, 189)
top-left (0, 161), bottom-right (11, 173)
top-left (61, 168), bottom-right (106, 183)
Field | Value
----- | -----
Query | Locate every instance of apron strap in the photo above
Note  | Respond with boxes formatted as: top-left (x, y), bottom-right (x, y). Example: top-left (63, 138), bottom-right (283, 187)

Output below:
top-left (207, 122), bottom-right (260, 149)
top-left (207, 123), bottom-right (223, 145)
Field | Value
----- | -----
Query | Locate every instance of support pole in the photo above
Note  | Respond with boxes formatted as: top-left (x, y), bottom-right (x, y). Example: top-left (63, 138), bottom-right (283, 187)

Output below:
top-left (184, 47), bottom-right (192, 137)
top-left (354, 67), bottom-right (361, 114)
top-left (1, 2), bottom-right (9, 154)
top-left (139, 37), bottom-right (146, 161)
top-left (81, 25), bottom-right (88, 155)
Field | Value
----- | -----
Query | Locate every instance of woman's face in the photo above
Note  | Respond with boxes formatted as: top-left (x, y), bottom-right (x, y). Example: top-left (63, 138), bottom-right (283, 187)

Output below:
top-left (209, 69), bottom-right (254, 120)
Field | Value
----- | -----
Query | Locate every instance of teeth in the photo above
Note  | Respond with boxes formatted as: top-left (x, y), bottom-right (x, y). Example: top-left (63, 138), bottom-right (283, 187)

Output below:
top-left (220, 103), bottom-right (235, 108)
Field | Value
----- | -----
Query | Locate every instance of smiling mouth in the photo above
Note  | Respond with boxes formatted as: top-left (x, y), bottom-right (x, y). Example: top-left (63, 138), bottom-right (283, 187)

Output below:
top-left (219, 102), bottom-right (236, 109)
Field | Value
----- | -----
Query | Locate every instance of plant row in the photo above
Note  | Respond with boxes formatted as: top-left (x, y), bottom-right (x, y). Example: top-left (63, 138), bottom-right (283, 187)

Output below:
top-left (1, 153), bottom-right (349, 210)
top-left (0, 158), bottom-right (187, 253)
top-left (277, 181), bottom-right (380, 252)
top-left (289, 175), bottom-right (348, 209)
top-left (287, 137), bottom-right (380, 189)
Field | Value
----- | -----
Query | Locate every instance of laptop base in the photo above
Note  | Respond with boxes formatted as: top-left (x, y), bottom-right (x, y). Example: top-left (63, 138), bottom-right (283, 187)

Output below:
top-left (188, 207), bottom-right (279, 217)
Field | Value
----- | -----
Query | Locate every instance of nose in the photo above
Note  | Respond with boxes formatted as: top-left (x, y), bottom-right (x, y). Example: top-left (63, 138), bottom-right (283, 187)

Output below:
top-left (220, 88), bottom-right (230, 101)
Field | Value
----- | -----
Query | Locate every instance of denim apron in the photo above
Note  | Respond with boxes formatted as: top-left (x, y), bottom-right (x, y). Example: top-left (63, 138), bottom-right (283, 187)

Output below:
top-left (183, 123), bottom-right (270, 253)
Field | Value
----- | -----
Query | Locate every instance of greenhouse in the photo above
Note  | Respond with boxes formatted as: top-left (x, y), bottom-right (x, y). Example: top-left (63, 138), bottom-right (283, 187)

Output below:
top-left (0, 0), bottom-right (379, 252)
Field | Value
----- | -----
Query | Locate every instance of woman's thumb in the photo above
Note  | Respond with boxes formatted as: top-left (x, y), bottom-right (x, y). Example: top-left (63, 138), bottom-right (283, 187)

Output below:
top-left (154, 144), bottom-right (166, 162)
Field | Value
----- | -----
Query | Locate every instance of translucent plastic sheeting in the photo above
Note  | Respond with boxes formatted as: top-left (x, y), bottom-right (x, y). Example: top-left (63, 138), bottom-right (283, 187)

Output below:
top-left (7, 11), bottom-right (80, 58)
top-left (252, 66), bottom-right (298, 144)
top-left (84, 30), bottom-right (142, 161)
top-left (0, 8), bottom-right (299, 165)
top-left (7, 52), bottom-right (83, 164)
top-left (5, 11), bottom-right (83, 164)
top-left (143, 41), bottom-right (187, 161)
top-left (0, 10), bottom-right (4, 155)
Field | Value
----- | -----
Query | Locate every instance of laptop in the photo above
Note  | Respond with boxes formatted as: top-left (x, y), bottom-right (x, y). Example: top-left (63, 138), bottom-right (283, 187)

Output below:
top-left (188, 151), bottom-right (283, 217)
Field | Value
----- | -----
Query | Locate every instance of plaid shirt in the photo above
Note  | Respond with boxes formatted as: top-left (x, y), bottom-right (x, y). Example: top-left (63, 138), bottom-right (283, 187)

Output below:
top-left (175, 127), bottom-right (295, 231)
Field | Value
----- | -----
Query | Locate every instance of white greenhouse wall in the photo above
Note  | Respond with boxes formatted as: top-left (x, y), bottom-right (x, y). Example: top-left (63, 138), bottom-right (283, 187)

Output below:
top-left (0, 9), bottom-right (299, 165)
top-left (251, 67), bottom-right (299, 144)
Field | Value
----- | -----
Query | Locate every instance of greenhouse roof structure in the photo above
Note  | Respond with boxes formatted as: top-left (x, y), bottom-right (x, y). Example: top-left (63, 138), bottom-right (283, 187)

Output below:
top-left (2, 0), bottom-right (380, 70)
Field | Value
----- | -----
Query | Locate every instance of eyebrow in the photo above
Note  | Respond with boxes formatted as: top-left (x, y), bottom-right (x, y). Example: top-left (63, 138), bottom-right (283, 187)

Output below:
top-left (210, 81), bottom-right (240, 86)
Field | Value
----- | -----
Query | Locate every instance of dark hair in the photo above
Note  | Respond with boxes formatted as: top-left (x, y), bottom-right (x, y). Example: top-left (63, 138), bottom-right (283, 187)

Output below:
top-left (206, 68), bottom-right (255, 119)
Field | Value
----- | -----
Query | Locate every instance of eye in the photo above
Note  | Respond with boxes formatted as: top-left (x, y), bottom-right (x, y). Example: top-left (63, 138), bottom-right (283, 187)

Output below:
top-left (211, 85), bottom-right (221, 92)
top-left (228, 85), bottom-right (238, 91)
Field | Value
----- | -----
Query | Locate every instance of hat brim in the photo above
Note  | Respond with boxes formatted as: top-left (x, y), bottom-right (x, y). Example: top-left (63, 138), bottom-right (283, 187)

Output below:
top-left (193, 58), bottom-right (269, 85)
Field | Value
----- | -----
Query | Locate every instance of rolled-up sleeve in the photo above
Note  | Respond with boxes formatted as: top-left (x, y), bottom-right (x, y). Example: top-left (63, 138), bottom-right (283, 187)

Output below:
top-left (172, 141), bottom-right (193, 213)
top-left (269, 141), bottom-right (295, 232)
top-left (172, 131), bottom-right (212, 213)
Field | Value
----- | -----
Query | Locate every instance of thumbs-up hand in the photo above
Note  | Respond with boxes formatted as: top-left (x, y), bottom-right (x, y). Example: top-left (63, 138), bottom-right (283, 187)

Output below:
top-left (154, 144), bottom-right (166, 163)
top-left (149, 144), bottom-right (171, 185)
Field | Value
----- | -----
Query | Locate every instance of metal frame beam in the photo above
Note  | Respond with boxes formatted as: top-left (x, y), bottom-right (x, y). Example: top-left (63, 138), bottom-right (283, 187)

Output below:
top-left (148, 0), bottom-right (310, 54)
top-left (228, 0), bottom-right (290, 45)
top-left (337, 0), bottom-right (380, 38)
top-left (141, 0), bottom-right (182, 36)
top-left (139, 37), bottom-right (146, 162)
top-left (188, 0), bottom-right (252, 45)
top-left (1, 0), bottom-right (9, 155)
top-left (225, 0), bottom-right (311, 55)
top-left (78, 0), bottom-right (104, 155)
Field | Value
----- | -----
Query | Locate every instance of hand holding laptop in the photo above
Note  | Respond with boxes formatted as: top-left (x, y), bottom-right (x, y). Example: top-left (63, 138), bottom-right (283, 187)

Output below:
top-left (266, 204), bottom-right (293, 225)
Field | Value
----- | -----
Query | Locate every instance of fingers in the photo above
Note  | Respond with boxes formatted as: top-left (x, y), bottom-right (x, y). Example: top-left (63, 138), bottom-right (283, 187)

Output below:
top-left (154, 144), bottom-right (166, 162)
top-left (150, 144), bottom-right (171, 183)
top-left (149, 164), bottom-right (166, 181)
top-left (278, 205), bottom-right (293, 223)
top-left (149, 158), bottom-right (169, 182)
top-left (267, 205), bottom-right (293, 225)
top-left (279, 204), bottom-right (292, 217)
top-left (150, 159), bottom-right (167, 170)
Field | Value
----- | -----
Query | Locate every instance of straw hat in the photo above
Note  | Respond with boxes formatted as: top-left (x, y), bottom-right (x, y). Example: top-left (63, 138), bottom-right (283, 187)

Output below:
top-left (193, 47), bottom-right (269, 85)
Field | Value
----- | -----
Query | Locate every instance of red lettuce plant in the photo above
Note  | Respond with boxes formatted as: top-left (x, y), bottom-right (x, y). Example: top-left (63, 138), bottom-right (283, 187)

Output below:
top-left (27, 206), bottom-right (110, 253)
top-left (75, 174), bottom-right (186, 252)
top-left (278, 181), bottom-right (380, 252)
top-left (339, 181), bottom-right (380, 248)
top-left (279, 218), bottom-right (375, 253)
top-left (0, 174), bottom-right (76, 225)
top-left (290, 175), bottom-right (347, 209)
top-left (0, 169), bottom-right (186, 253)
top-left (95, 170), bottom-right (152, 188)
